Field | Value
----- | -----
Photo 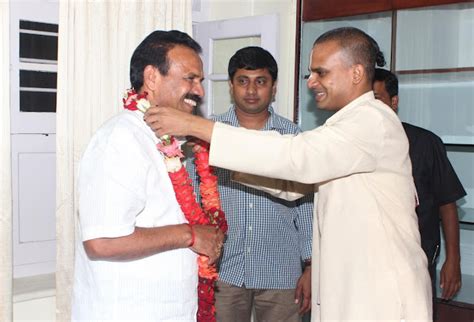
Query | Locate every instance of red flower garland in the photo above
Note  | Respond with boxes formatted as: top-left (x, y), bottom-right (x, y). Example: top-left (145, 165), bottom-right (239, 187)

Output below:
top-left (123, 89), bottom-right (227, 322)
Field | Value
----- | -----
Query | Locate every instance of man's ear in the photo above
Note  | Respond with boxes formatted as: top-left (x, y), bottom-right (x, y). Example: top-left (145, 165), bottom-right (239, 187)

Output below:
top-left (228, 79), bottom-right (235, 94)
top-left (391, 95), bottom-right (399, 113)
top-left (272, 80), bottom-right (278, 98)
top-left (352, 64), bottom-right (364, 85)
top-left (143, 65), bottom-right (160, 92)
top-left (228, 79), bottom-right (235, 103)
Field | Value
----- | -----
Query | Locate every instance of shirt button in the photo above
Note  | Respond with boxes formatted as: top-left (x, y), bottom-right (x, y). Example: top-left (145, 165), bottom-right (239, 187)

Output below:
top-left (249, 203), bottom-right (253, 208)
top-left (249, 226), bottom-right (252, 231)
top-left (247, 247), bottom-right (251, 253)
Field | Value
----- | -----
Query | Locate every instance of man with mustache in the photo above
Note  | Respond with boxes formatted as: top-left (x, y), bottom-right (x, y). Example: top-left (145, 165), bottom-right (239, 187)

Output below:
top-left (188, 46), bottom-right (313, 322)
top-left (72, 30), bottom-right (224, 321)
top-left (144, 27), bottom-right (433, 321)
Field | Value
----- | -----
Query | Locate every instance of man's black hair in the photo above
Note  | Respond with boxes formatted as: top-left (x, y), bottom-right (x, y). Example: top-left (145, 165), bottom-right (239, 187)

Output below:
top-left (314, 27), bottom-right (386, 82)
top-left (374, 68), bottom-right (399, 98)
top-left (130, 30), bottom-right (202, 91)
top-left (228, 46), bottom-right (278, 82)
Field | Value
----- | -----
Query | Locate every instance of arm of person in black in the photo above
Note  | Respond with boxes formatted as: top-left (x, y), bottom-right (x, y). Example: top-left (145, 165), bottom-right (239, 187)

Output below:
top-left (438, 202), bottom-right (461, 299)
top-left (431, 135), bottom-right (466, 300)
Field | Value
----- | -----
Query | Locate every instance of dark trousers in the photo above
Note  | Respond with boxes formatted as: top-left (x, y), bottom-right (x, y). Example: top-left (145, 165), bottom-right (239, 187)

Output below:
top-left (429, 262), bottom-right (437, 321)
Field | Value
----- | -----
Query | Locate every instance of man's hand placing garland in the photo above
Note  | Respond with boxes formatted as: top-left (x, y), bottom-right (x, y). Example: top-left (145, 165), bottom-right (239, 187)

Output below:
top-left (144, 106), bottom-right (215, 142)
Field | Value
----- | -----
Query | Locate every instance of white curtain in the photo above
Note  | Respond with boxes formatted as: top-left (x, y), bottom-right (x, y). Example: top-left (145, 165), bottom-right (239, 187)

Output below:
top-left (56, 1), bottom-right (192, 320)
top-left (0, 1), bottom-right (12, 322)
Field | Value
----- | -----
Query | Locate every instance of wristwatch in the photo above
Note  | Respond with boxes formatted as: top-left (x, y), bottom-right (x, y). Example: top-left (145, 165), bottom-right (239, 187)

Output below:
top-left (303, 258), bottom-right (311, 269)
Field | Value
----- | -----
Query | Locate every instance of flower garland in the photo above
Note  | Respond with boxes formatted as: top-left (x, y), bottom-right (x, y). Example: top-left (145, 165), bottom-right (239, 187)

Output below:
top-left (123, 89), bottom-right (227, 322)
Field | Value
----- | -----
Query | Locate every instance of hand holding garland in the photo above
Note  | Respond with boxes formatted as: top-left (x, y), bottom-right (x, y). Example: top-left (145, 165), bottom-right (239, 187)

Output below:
top-left (144, 105), bottom-right (215, 142)
top-left (186, 224), bottom-right (224, 265)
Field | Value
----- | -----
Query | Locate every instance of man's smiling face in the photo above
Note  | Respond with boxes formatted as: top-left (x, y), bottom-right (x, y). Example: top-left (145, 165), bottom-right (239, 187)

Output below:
top-left (306, 40), bottom-right (355, 111)
top-left (154, 45), bottom-right (204, 113)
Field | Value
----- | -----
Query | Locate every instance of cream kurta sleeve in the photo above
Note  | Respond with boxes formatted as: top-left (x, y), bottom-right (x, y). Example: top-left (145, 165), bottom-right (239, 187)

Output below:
top-left (209, 104), bottom-right (383, 185)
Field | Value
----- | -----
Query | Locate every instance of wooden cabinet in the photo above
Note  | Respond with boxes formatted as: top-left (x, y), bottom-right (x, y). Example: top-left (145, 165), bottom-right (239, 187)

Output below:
top-left (394, 4), bottom-right (474, 234)
top-left (437, 300), bottom-right (474, 322)
top-left (396, 5), bottom-right (474, 306)
top-left (302, 0), bottom-right (472, 21)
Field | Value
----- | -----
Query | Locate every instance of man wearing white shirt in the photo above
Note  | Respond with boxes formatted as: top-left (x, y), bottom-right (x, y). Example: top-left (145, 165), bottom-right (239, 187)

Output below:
top-left (72, 30), bottom-right (224, 321)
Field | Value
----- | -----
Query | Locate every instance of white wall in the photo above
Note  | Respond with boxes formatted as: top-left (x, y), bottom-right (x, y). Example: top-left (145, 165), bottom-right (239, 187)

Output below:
top-left (13, 273), bottom-right (55, 321)
top-left (13, 297), bottom-right (55, 322)
top-left (196, 0), bottom-right (297, 120)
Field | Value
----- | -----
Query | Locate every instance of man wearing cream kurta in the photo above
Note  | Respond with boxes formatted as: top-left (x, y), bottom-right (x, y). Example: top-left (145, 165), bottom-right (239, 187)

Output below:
top-left (144, 27), bottom-right (432, 322)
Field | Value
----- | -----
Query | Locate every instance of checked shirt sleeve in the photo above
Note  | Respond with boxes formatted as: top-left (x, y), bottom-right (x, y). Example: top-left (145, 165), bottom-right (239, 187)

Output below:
top-left (294, 193), bottom-right (314, 262)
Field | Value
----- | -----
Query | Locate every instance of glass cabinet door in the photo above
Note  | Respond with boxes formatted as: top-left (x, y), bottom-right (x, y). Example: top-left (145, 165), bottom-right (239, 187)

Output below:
top-left (395, 3), bottom-right (474, 145)
top-left (395, 3), bottom-right (474, 305)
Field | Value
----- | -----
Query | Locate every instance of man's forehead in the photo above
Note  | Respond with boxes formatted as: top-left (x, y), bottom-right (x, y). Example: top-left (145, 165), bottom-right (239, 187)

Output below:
top-left (168, 50), bottom-right (203, 73)
top-left (168, 45), bottom-right (202, 62)
top-left (309, 41), bottom-right (342, 65)
top-left (308, 49), bottom-right (324, 70)
top-left (234, 68), bottom-right (271, 77)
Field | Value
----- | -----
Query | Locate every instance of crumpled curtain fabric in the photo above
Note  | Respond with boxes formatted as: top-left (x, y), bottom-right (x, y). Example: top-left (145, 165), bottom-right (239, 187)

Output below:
top-left (0, 2), bottom-right (12, 322)
top-left (56, 1), bottom-right (191, 320)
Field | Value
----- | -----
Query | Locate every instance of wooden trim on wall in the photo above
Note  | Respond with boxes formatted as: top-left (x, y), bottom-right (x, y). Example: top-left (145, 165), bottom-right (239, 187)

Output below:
top-left (293, 0), bottom-right (303, 124)
top-left (396, 67), bottom-right (474, 74)
top-left (302, 0), bottom-right (391, 21)
top-left (390, 11), bottom-right (397, 72)
top-left (393, 0), bottom-right (473, 10)
top-left (302, 0), bottom-right (473, 21)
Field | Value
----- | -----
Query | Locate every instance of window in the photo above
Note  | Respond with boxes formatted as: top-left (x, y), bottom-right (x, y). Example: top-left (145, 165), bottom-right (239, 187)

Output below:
top-left (10, 11), bottom-right (58, 134)
top-left (18, 20), bottom-right (58, 114)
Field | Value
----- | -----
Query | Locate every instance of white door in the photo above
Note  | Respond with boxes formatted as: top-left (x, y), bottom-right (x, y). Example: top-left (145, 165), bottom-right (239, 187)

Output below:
top-left (12, 134), bottom-right (56, 278)
top-left (10, 0), bottom-right (59, 278)
top-left (193, 14), bottom-right (279, 118)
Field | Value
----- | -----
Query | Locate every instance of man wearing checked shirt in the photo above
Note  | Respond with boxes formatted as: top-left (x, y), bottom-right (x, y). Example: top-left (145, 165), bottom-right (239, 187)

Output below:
top-left (189, 46), bottom-right (313, 322)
